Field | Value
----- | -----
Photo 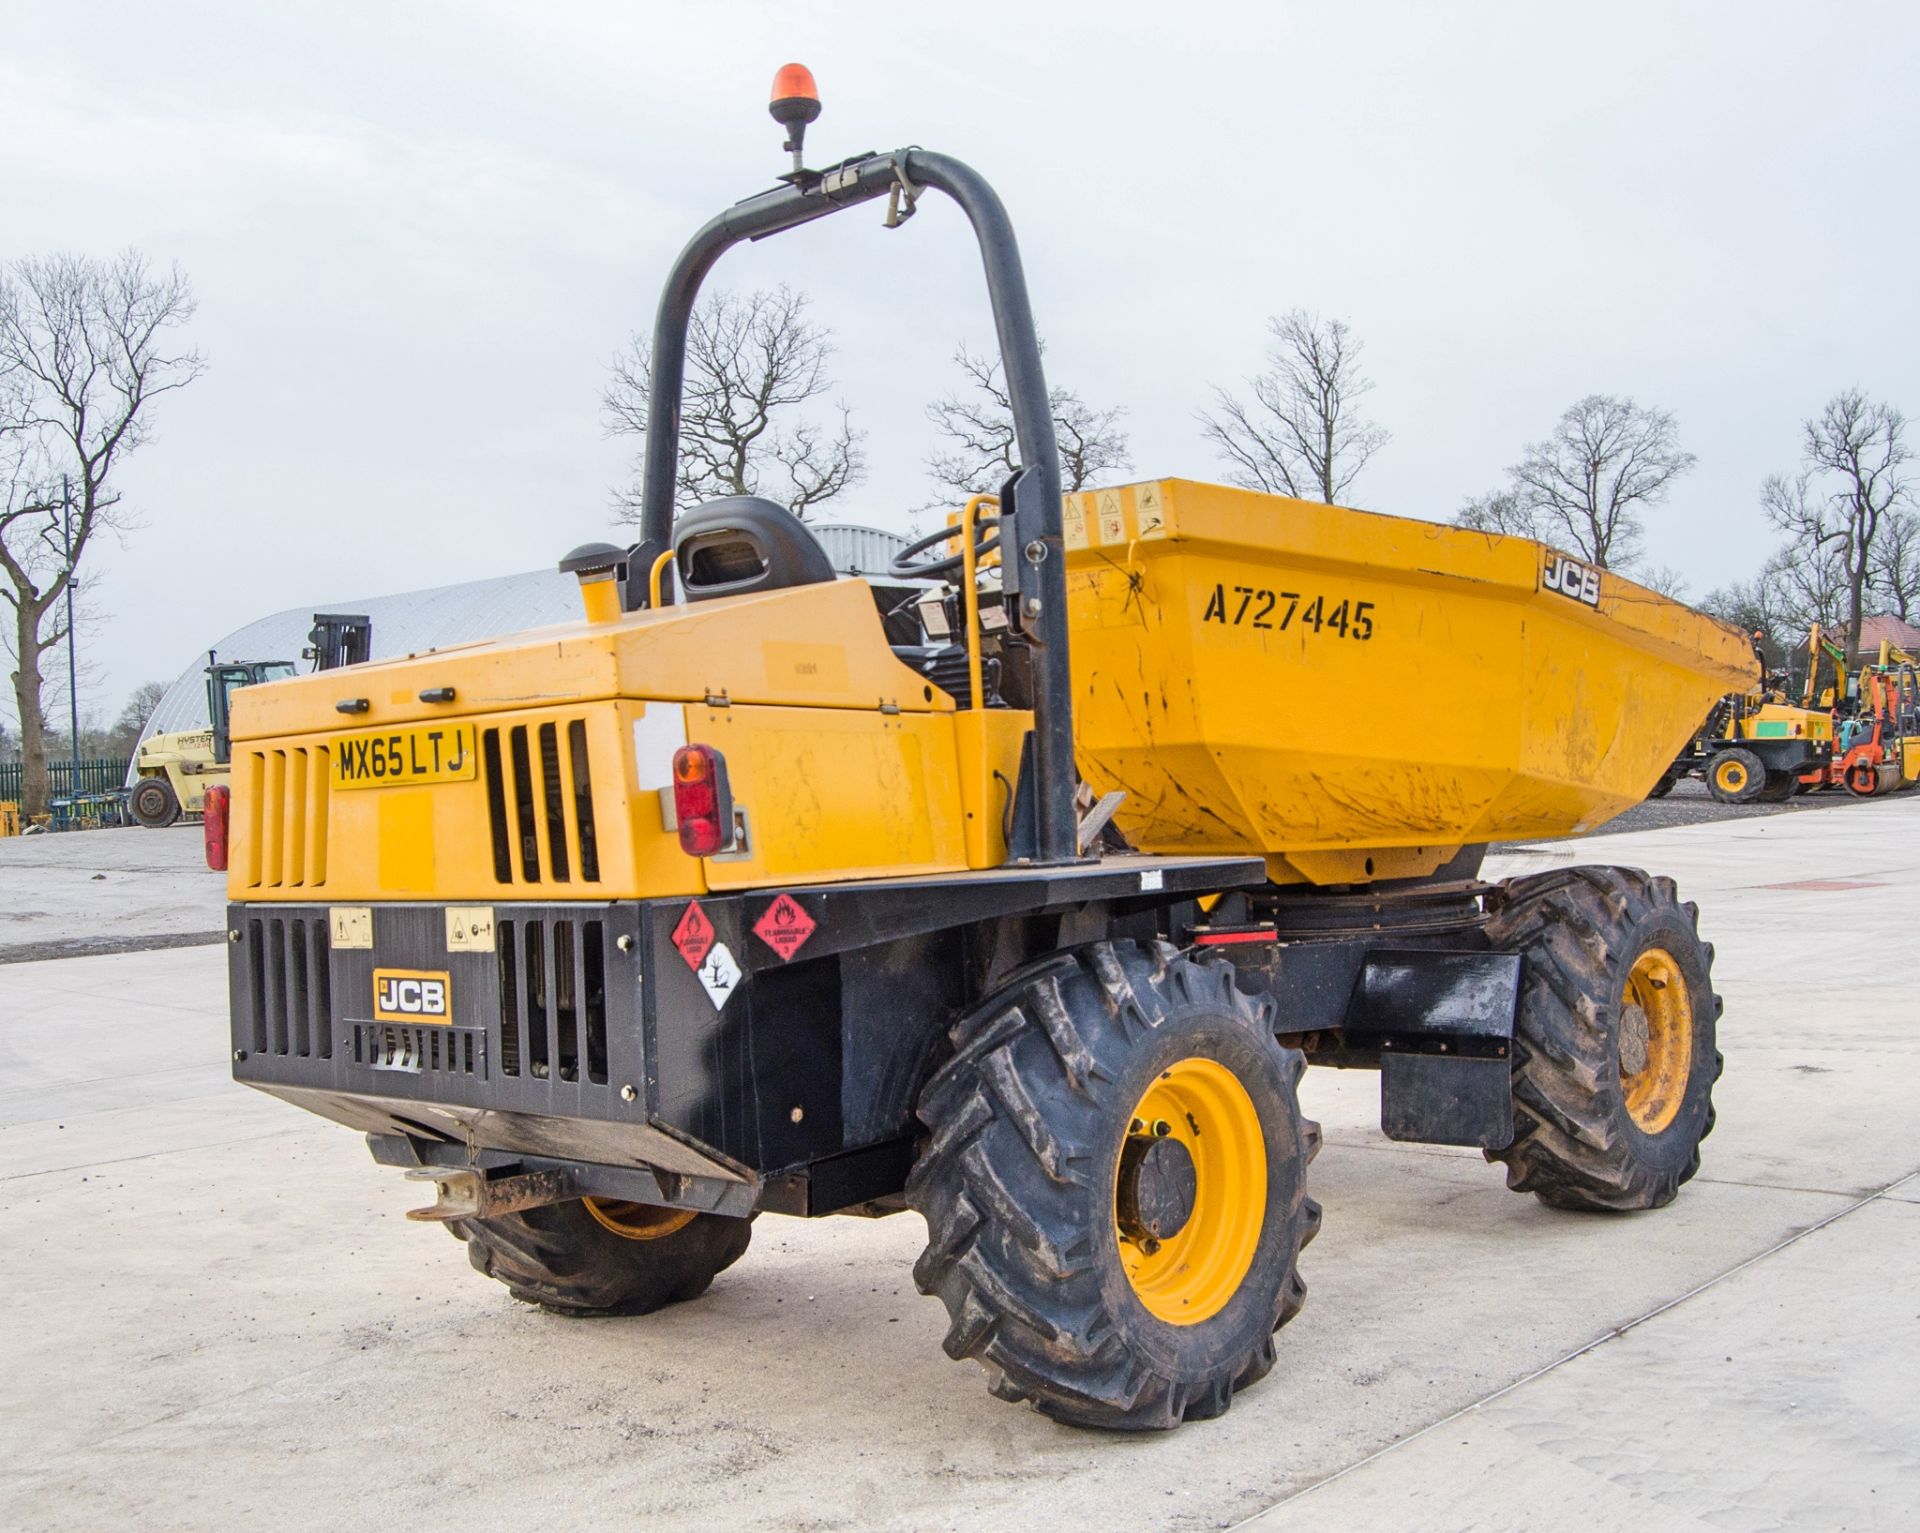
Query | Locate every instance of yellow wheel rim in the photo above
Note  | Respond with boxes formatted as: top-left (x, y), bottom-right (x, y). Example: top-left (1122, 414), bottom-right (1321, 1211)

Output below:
top-left (1116, 1057), bottom-right (1266, 1326)
top-left (582, 1198), bottom-right (697, 1241)
top-left (1619, 949), bottom-right (1693, 1134)
top-left (1714, 758), bottom-right (1748, 794)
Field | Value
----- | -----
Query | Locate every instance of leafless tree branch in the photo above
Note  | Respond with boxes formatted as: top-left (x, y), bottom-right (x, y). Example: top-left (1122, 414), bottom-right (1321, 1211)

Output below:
top-left (1198, 310), bottom-right (1389, 504)
top-left (603, 285), bottom-right (864, 524)
top-left (0, 250), bottom-right (202, 815)
top-left (921, 342), bottom-right (1131, 503)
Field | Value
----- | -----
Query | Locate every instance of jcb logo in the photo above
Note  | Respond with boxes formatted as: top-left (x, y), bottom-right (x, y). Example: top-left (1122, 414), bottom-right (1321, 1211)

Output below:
top-left (1542, 553), bottom-right (1601, 608)
top-left (373, 968), bottom-right (452, 1024)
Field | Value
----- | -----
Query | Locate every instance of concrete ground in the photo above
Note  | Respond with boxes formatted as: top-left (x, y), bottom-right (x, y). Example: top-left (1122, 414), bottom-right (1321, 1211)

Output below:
top-left (1, 801), bottom-right (1916, 1530)
top-left (0, 823), bottom-right (220, 962)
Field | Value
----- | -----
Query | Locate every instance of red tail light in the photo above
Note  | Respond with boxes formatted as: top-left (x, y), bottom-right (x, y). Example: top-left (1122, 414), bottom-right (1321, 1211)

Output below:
top-left (204, 784), bottom-right (231, 872)
top-left (672, 744), bottom-right (735, 857)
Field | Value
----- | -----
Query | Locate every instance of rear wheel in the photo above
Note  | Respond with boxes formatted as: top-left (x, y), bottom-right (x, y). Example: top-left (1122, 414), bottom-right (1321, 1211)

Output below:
top-left (1484, 867), bottom-right (1722, 1211)
top-left (450, 1198), bottom-right (752, 1315)
top-left (128, 776), bottom-right (181, 828)
top-left (1757, 771), bottom-right (1798, 803)
top-left (1705, 748), bottom-right (1764, 804)
top-left (907, 941), bottom-right (1320, 1431)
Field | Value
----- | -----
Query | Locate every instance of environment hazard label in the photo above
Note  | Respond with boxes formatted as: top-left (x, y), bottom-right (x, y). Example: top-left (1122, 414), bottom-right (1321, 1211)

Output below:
top-left (752, 894), bottom-right (817, 961)
top-left (695, 941), bottom-right (742, 1011)
top-left (672, 901), bottom-right (716, 970)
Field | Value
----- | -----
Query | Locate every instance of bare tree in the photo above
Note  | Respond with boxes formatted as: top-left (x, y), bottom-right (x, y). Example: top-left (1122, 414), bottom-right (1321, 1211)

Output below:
top-left (923, 342), bottom-right (1131, 502)
top-left (1511, 395), bottom-right (1696, 569)
top-left (1454, 489), bottom-right (1533, 538)
top-left (106, 678), bottom-right (169, 756)
top-left (0, 252), bottom-right (202, 816)
top-left (604, 285), bottom-right (864, 523)
top-left (1781, 391), bottom-right (1913, 655)
top-left (1699, 572), bottom-right (1792, 670)
top-left (1199, 310), bottom-right (1389, 504)
top-left (1871, 508), bottom-right (1920, 623)
top-left (1634, 564), bottom-right (1691, 600)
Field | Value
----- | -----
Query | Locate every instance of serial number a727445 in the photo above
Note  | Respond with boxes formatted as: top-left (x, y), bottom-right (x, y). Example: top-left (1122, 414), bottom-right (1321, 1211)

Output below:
top-left (333, 724), bottom-right (479, 789)
top-left (1201, 584), bottom-right (1376, 640)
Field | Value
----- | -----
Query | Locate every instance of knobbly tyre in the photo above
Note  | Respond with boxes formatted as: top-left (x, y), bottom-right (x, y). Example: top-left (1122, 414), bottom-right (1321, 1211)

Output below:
top-left (223, 67), bottom-right (1757, 1430)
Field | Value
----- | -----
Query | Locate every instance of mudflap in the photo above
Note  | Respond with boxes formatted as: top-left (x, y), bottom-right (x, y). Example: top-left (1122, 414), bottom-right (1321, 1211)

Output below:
top-left (1343, 950), bottom-right (1522, 1150)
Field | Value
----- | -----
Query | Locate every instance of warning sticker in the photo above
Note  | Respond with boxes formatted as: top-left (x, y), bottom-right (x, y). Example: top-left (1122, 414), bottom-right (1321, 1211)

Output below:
top-left (1097, 489), bottom-right (1126, 545)
top-left (672, 901), bottom-right (716, 970)
top-left (753, 893), bottom-right (818, 961)
top-left (1063, 493), bottom-right (1089, 551)
top-left (1136, 483), bottom-right (1168, 540)
top-left (445, 906), bottom-right (495, 953)
top-left (695, 941), bottom-right (742, 1011)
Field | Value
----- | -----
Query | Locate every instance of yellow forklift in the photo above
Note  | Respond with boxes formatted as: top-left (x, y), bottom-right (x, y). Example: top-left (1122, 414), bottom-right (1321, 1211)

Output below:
top-left (219, 71), bottom-right (1754, 1430)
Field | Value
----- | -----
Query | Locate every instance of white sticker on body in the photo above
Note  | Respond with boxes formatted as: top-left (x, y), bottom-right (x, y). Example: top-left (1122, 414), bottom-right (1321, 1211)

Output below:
top-left (329, 906), bottom-right (373, 949)
top-left (446, 906), bottom-right (496, 952)
top-left (633, 706), bottom-right (689, 792)
top-left (696, 940), bottom-right (743, 1011)
top-left (1139, 869), bottom-right (1165, 892)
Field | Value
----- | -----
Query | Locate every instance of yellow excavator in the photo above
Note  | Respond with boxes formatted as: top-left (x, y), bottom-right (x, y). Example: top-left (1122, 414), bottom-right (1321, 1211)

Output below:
top-left (217, 70), bottom-right (1755, 1431)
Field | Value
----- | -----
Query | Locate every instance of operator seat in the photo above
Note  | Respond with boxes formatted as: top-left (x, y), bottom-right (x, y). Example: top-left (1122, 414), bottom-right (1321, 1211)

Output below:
top-left (673, 496), bottom-right (836, 601)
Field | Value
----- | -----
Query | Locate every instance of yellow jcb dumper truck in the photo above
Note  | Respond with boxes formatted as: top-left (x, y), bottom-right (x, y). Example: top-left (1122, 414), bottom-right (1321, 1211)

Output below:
top-left (222, 72), bottom-right (1756, 1431)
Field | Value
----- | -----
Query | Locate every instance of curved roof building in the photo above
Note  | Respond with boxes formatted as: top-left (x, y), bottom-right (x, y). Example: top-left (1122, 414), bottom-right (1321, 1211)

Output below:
top-left (132, 523), bottom-right (910, 775)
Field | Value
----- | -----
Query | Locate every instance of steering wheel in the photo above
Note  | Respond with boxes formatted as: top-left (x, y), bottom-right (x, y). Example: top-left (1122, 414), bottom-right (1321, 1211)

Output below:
top-left (888, 514), bottom-right (1001, 581)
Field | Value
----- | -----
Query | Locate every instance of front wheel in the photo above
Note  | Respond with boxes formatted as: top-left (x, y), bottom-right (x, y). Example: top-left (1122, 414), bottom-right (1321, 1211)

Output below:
top-left (908, 941), bottom-right (1320, 1431)
top-left (128, 776), bottom-right (181, 828)
top-left (1705, 748), bottom-right (1764, 804)
top-left (1483, 867), bottom-right (1722, 1211)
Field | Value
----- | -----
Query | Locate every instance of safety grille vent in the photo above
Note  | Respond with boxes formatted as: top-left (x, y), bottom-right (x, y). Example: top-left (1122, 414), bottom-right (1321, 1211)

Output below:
top-left (496, 916), bottom-right (608, 1084)
top-left (245, 916), bottom-right (332, 1059)
top-left (241, 746), bottom-right (331, 889)
top-left (353, 1022), bottom-right (485, 1078)
top-left (481, 720), bottom-right (601, 885)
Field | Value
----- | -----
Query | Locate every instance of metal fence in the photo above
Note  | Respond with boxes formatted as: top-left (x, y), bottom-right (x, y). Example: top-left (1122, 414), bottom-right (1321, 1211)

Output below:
top-left (0, 757), bottom-right (132, 801)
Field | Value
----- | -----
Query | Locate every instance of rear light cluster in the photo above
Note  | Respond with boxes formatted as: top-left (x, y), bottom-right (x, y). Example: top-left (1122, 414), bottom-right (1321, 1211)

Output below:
top-left (671, 744), bottom-right (736, 857)
top-left (204, 785), bottom-right (231, 872)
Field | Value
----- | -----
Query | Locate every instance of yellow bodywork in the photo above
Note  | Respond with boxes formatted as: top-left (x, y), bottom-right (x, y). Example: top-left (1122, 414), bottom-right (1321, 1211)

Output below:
top-left (228, 579), bottom-right (1028, 902)
top-left (229, 477), bottom-right (1758, 902)
top-left (1063, 480), bottom-right (1757, 884)
top-left (1734, 702), bottom-right (1833, 745)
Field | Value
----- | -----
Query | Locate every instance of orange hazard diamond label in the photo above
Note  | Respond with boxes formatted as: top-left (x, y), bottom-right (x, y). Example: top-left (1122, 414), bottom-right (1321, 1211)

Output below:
top-left (671, 901), bottom-right (716, 970)
top-left (752, 893), bottom-right (817, 961)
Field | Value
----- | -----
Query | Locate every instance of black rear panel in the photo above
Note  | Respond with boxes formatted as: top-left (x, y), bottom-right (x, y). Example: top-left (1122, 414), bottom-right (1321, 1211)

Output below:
top-left (231, 900), bottom-right (636, 1125)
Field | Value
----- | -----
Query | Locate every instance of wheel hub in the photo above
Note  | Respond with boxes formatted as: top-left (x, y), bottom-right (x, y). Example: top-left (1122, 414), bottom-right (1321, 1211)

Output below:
top-left (1618, 1003), bottom-right (1651, 1076)
top-left (1116, 1124), bottom-right (1198, 1247)
top-left (1619, 948), bottom-right (1692, 1134)
top-left (1115, 1057), bottom-right (1267, 1326)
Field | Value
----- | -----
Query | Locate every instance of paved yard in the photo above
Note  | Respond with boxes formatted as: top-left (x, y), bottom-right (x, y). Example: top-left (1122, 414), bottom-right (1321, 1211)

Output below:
top-left (1, 800), bottom-right (1915, 1530)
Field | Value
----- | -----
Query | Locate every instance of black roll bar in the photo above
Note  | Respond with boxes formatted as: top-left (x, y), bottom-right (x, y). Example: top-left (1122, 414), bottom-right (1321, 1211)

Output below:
top-left (630, 149), bottom-right (1077, 866)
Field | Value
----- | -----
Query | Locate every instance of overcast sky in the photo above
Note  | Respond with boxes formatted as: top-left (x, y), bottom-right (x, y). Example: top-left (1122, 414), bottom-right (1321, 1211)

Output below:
top-left (5, 1), bottom-right (1917, 721)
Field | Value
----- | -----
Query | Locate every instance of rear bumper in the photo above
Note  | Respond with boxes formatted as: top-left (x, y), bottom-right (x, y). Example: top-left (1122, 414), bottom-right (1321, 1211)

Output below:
top-left (225, 855), bottom-right (1262, 1211)
top-left (227, 898), bottom-right (761, 1192)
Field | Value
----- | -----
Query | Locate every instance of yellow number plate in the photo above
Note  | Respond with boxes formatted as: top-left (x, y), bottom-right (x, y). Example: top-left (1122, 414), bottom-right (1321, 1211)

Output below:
top-left (333, 724), bottom-right (478, 790)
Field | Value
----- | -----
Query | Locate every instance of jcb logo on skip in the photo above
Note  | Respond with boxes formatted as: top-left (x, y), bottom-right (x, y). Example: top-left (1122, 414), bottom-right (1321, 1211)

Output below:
top-left (372, 968), bottom-right (451, 1023)
top-left (1542, 553), bottom-right (1601, 607)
